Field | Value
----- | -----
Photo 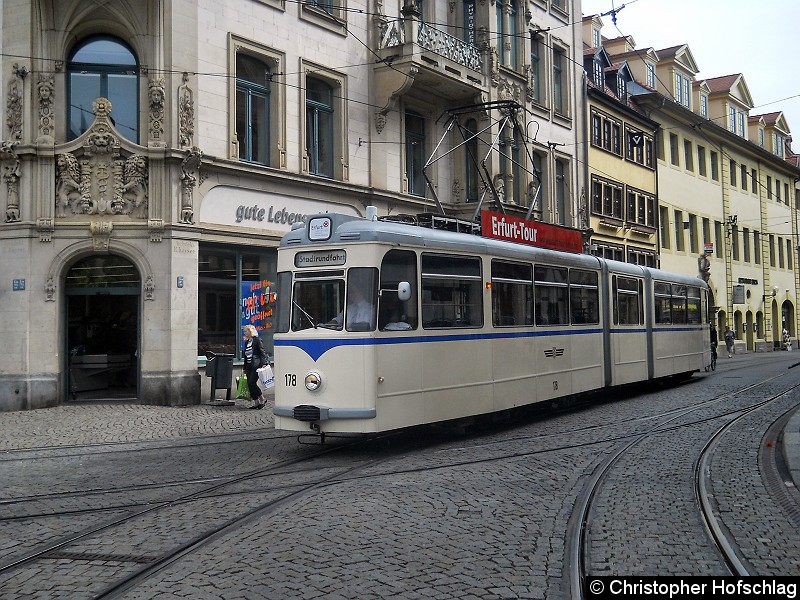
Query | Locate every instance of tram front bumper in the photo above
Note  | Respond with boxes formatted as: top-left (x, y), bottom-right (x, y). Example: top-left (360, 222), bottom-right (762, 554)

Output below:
top-left (273, 405), bottom-right (377, 421)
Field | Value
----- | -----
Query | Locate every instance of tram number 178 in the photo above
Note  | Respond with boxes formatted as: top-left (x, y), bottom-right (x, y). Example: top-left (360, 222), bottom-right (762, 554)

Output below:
top-left (285, 374), bottom-right (297, 387)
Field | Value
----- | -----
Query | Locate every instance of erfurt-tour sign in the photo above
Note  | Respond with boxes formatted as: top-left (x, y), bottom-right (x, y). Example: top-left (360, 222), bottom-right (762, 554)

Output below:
top-left (480, 210), bottom-right (584, 254)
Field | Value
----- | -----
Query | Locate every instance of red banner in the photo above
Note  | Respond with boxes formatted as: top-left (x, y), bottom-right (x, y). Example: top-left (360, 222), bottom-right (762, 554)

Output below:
top-left (480, 210), bottom-right (583, 254)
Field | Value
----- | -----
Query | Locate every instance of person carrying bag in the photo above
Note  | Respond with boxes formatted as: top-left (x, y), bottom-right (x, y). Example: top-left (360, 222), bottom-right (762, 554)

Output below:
top-left (242, 324), bottom-right (269, 409)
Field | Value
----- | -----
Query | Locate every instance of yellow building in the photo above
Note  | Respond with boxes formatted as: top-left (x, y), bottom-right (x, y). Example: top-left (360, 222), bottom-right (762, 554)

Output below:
top-left (583, 17), bottom-right (658, 265)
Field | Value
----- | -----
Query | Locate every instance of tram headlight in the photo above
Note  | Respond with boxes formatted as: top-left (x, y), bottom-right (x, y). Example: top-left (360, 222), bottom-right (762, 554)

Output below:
top-left (304, 371), bottom-right (322, 391)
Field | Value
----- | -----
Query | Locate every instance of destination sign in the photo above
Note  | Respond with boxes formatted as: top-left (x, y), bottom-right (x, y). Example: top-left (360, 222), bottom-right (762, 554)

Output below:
top-left (295, 250), bottom-right (346, 268)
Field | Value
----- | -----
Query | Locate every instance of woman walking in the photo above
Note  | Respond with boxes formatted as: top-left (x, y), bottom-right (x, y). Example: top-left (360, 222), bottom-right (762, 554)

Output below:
top-left (243, 324), bottom-right (268, 409)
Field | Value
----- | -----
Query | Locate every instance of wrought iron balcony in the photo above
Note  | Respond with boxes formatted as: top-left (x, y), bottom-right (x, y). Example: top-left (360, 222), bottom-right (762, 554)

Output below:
top-left (379, 19), bottom-right (483, 73)
top-left (374, 17), bottom-right (486, 117)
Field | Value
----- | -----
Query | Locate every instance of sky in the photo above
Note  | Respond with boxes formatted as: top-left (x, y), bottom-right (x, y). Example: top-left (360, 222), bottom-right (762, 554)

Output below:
top-left (580, 0), bottom-right (800, 153)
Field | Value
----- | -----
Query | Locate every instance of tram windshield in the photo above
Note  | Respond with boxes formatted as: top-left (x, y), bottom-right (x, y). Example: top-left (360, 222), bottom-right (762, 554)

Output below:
top-left (289, 268), bottom-right (378, 332)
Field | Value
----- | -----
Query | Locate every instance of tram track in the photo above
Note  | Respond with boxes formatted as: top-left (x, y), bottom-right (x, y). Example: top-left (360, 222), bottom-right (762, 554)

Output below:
top-left (0, 431), bottom-right (407, 595)
top-left (567, 368), bottom-right (800, 597)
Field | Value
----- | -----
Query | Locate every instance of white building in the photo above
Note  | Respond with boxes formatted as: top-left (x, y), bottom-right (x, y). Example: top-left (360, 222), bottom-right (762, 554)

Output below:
top-left (0, 0), bottom-right (585, 410)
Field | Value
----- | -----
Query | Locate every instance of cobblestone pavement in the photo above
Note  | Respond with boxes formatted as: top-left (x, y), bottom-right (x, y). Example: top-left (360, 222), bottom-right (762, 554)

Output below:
top-left (1, 355), bottom-right (799, 599)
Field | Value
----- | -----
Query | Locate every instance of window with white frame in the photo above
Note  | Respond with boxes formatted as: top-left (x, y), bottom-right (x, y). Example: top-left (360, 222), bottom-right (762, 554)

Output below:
top-left (700, 94), bottom-right (708, 118)
top-left (646, 63), bottom-right (655, 88)
top-left (591, 108), bottom-right (621, 156)
top-left (625, 189), bottom-right (655, 228)
top-left (591, 175), bottom-right (622, 220)
top-left (675, 72), bottom-right (690, 108)
top-left (774, 133), bottom-right (785, 158)
top-left (624, 126), bottom-right (654, 169)
top-left (593, 59), bottom-right (604, 88)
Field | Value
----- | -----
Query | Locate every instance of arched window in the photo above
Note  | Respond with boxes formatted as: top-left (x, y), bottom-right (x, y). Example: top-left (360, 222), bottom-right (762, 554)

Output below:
top-left (236, 54), bottom-right (271, 165)
top-left (68, 36), bottom-right (139, 143)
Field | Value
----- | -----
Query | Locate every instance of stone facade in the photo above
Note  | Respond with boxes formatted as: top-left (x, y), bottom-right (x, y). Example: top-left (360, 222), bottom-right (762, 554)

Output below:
top-left (0, 0), bottom-right (585, 410)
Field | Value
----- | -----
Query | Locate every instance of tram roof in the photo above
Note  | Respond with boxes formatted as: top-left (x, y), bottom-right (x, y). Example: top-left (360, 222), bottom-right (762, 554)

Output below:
top-left (282, 213), bottom-right (707, 289)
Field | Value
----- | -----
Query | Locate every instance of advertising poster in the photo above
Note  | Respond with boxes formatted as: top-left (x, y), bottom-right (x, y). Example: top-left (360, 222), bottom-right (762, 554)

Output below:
top-left (241, 279), bottom-right (276, 335)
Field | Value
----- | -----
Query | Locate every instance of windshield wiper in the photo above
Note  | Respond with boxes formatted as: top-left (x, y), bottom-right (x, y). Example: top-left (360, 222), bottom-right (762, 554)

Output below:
top-left (292, 300), bottom-right (317, 329)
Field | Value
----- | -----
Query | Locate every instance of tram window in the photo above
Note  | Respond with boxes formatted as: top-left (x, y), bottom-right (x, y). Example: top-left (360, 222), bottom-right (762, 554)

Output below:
top-left (491, 260), bottom-right (533, 327)
top-left (275, 271), bottom-right (292, 333)
top-left (379, 250), bottom-right (418, 331)
top-left (614, 276), bottom-right (641, 325)
top-left (671, 284), bottom-right (687, 324)
top-left (569, 269), bottom-right (599, 324)
top-left (687, 286), bottom-right (701, 324)
top-left (654, 282), bottom-right (672, 324)
top-left (421, 254), bottom-right (482, 328)
top-left (291, 274), bottom-right (345, 331)
top-left (345, 268), bottom-right (378, 332)
top-left (534, 265), bottom-right (568, 326)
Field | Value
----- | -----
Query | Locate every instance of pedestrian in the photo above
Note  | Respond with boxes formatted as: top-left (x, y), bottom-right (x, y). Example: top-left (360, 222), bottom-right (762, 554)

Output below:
top-left (724, 325), bottom-right (735, 358)
top-left (710, 323), bottom-right (718, 361)
top-left (242, 324), bottom-right (268, 409)
top-left (783, 328), bottom-right (791, 351)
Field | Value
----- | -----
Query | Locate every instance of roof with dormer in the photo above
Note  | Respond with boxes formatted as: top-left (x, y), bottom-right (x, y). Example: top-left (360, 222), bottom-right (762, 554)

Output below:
top-left (656, 44), bottom-right (699, 74)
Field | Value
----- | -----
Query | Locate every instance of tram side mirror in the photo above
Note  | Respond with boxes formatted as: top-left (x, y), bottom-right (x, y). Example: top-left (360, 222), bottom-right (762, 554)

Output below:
top-left (397, 281), bottom-right (412, 302)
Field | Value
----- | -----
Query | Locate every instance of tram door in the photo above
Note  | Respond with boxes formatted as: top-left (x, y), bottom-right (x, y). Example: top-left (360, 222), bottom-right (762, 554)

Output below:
top-left (65, 255), bottom-right (140, 401)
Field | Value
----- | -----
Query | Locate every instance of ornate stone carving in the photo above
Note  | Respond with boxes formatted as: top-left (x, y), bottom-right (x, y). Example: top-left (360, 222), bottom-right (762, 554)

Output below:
top-left (144, 275), bottom-right (155, 300)
top-left (1, 150), bottom-right (21, 222)
top-left (6, 65), bottom-right (23, 140)
top-left (148, 77), bottom-right (165, 143)
top-left (148, 218), bottom-right (164, 242)
top-left (55, 153), bottom-right (81, 217)
top-left (90, 220), bottom-right (113, 251)
top-left (375, 112), bottom-right (387, 134)
top-left (1, 141), bottom-right (21, 222)
top-left (37, 74), bottom-right (55, 141)
top-left (37, 218), bottom-right (54, 242)
top-left (179, 146), bottom-right (202, 224)
top-left (45, 275), bottom-right (55, 301)
top-left (122, 154), bottom-right (149, 218)
top-left (451, 178), bottom-right (462, 203)
top-left (178, 72), bottom-right (195, 148)
top-left (55, 98), bottom-right (149, 219)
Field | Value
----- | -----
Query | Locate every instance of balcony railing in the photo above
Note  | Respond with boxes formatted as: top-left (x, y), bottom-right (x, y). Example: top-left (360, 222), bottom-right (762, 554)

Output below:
top-left (378, 19), bottom-right (483, 73)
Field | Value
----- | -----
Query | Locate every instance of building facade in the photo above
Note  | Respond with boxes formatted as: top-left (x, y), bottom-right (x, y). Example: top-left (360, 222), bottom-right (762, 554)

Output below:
top-left (589, 19), bottom-right (800, 352)
top-left (0, 0), bottom-right (585, 411)
top-left (582, 17), bottom-right (658, 267)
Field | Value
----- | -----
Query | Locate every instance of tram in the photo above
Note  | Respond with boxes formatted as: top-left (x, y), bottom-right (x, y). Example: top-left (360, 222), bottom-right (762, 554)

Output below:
top-left (272, 210), bottom-right (710, 435)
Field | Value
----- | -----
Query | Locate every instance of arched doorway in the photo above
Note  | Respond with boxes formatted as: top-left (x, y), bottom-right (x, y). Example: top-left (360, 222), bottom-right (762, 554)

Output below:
top-left (65, 254), bottom-right (140, 401)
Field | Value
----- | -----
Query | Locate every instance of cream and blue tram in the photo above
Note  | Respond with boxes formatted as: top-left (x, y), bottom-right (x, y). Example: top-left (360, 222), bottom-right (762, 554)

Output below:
top-left (272, 212), bottom-right (710, 435)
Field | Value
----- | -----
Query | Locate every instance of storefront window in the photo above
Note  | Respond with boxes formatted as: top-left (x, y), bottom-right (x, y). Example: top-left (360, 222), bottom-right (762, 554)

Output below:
top-left (198, 245), bottom-right (277, 360)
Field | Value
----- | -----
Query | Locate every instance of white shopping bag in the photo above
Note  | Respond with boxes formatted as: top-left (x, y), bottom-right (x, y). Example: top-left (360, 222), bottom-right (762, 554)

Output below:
top-left (257, 364), bottom-right (275, 389)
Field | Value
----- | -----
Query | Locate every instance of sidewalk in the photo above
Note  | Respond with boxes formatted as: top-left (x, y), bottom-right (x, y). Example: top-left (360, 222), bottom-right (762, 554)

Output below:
top-left (0, 392), bottom-right (275, 452)
top-left (786, 407), bottom-right (800, 490)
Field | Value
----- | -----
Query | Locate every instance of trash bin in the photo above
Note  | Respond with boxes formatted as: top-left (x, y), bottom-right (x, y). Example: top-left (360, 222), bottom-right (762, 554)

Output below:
top-left (205, 351), bottom-right (234, 404)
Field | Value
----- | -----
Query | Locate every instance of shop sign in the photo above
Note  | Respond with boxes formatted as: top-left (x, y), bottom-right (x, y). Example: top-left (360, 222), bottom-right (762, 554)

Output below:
top-left (200, 186), bottom-right (359, 233)
top-left (480, 210), bottom-right (583, 253)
